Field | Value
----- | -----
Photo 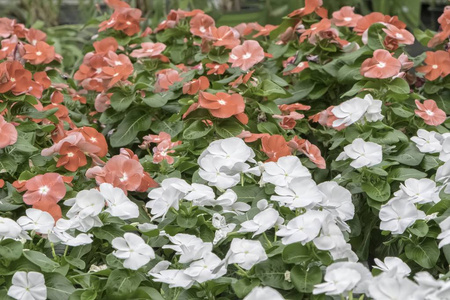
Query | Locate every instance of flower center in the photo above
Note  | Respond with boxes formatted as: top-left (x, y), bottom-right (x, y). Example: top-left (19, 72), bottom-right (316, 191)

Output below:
top-left (298, 62), bottom-right (304, 68)
top-left (395, 33), bottom-right (403, 39)
top-left (425, 110), bottom-right (434, 116)
top-left (377, 62), bottom-right (386, 68)
top-left (199, 26), bottom-right (206, 33)
top-left (432, 64), bottom-right (438, 69)
top-left (218, 99), bottom-right (226, 105)
top-left (120, 173), bottom-right (128, 182)
top-left (39, 185), bottom-right (50, 195)
top-left (90, 137), bottom-right (97, 143)
top-left (344, 17), bottom-right (352, 22)
top-left (36, 51), bottom-right (42, 56)
top-left (243, 52), bottom-right (252, 59)
top-left (67, 152), bottom-right (74, 158)
top-left (126, 21), bottom-right (132, 25)
top-left (10, 77), bottom-right (15, 82)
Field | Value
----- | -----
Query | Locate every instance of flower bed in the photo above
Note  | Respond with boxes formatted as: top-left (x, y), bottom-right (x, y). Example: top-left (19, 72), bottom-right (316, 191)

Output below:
top-left (1, 0), bottom-right (450, 299)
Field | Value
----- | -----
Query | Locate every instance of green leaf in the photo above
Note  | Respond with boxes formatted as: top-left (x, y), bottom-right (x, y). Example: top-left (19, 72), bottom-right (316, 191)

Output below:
top-left (257, 122), bottom-right (280, 135)
top-left (361, 180), bottom-right (391, 202)
top-left (254, 256), bottom-right (293, 290)
top-left (275, 81), bottom-right (315, 105)
top-left (110, 91), bottom-right (134, 112)
top-left (46, 272), bottom-right (76, 300)
top-left (390, 143), bottom-right (425, 166)
top-left (0, 154), bottom-right (18, 174)
top-left (408, 220), bottom-right (429, 237)
top-left (13, 132), bottom-right (38, 153)
top-left (387, 167), bottom-right (427, 181)
top-left (23, 251), bottom-right (60, 272)
top-left (405, 239), bottom-right (439, 269)
top-left (282, 243), bottom-right (311, 264)
top-left (176, 215), bottom-right (198, 228)
top-left (386, 78), bottom-right (410, 94)
top-left (134, 287), bottom-right (165, 300)
top-left (258, 101), bottom-right (281, 115)
top-left (290, 265), bottom-right (322, 293)
top-left (215, 118), bottom-right (244, 138)
top-left (142, 91), bottom-right (176, 108)
top-left (105, 269), bottom-right (142, 298)
top-left (391, 106), bottom-right (413, 118)
top-left (183, 120), bottom-right (212, 140)
top-left (367, 23), bottom-right (386, 50)
top-left (256, 79), bottom-right (289, 100)
top-left (150, 120), bottom-right (183, 137)
top-left (231, 278), bottom-right (260, 298)
top-left (0, 239), bottom-right (23, 261)
top-left (110, 109), bottom-right (152, 147)
top-left (64, 256), bottom-right (86, 269)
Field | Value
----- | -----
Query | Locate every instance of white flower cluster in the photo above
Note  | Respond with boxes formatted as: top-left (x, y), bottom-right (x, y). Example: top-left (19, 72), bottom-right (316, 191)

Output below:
top-left (412, 129), bottom-right (450, 162)
top-left (332, 94), bottom-right (384, 128)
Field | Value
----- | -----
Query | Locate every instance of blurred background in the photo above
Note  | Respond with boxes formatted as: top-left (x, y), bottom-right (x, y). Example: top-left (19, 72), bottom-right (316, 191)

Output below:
top-left (0, 0), bottom-right (446, 71)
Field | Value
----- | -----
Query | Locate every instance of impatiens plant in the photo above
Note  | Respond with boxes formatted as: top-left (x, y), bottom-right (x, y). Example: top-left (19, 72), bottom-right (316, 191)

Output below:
top-left (1, 0), bottom-right (450, 299)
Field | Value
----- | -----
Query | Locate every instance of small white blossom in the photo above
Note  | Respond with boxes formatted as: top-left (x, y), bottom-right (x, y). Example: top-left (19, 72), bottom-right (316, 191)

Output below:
top-left (373, 257), bottom-right (411, 277)
top-left (244, 286), bottom-right (285, 300)
top-left (184, 252), bottom-right (226, 283)
top-left (17, 209), bottom-right (54, 235)
top-left (8, 271), bottom-right (47, 300)
top-left (112, 233), bottom-right (155, 270)
top-left (332, 97), bottom-right (371, 127)
top-left (336, 138), bottom-right (382, 168)
top-left (227, 238), bottom-right (268, 270)
top-left (261, 156), bottom-right (311, 187)
top-left (379, 197), bottom-right (425, 234)
top-left (100, 183), bottom-right (139, 220)
top-left (411, 129), bottom-right (443, 153)
top-left (238, 208), bottom-right (282, 237)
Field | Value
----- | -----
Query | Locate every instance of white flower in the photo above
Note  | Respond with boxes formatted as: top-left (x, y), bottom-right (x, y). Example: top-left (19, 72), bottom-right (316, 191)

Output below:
top-left (212, 214), bottom-right (236, 245)
top-left (336, 138), bottom-right (382, 168)
top-left (65, 189), bottom-right (105, 219)
top-left (379, 197), bottom-right (425, 234)
top-left (313, 262), bottom-right (371, 295)
top-left (184, 183), bottom-right (215, 206)
top-left (332, 97), bottom-right (371, 127)
top-left (184, 252), bottom-right (226, 283)
top-left (438, 216), bottom-right (450, 248)
top-left (373, 257), bottom-right (411, 277)
top-left (276, 211), bottom-right (327, 245)
top-left (363, 94), bottom-right (384, 122)
top-left (317, 181), bottom-right (354, 222)
top-left (17, 209), bottom-right (54, 235)
top-left (313, 220), bottom-right (347, 251)
top-left (48, 219), bottom-right (93, 246)
top-left (271, 177), bottom-right (322, 209)
top-left (368, 274), bottom-right (418, 300)
top-left (146, 178), bottom-right (190, 219)
top-left (100, 183), bottom-right (139, 220)
top-left (112, 233), bottom-right (155, 270)
top-left (261, 156), bottom-right (311, 187)
top-left (215, 189), bottom-right (250, 214)
top-left (440, 135), bottom-right (450, 162)
top-left (328, 243), bottom-right (358, 262)
top-left (238, 208), bottom-right (282, 237)
top-left (411, 129), bottom-right (443, 153)
top-left (149, 269), bottom-right (194, 289)
top-left (7, 271), bottom-right (47, 300)
top-left (198, 156), bottom-right (241, 189)
top-left (198, 137), bottom-right (256, 166)
top-left (162, 233), bottom-right (212, 263)
top-left (395, 178), bottom-right (440, 204)
top-left (138, 223), bottom-right (158, 232)
top-left (436, 160), bottom-right (450, 184)
top-left (227, 238), bottom-right (268, 270)
top-left (0, 217), bottom-right (29, 240)
top-left (68, 214), bottom-right (102, 232)
top-left (244, 286), bottom-right (285, 300)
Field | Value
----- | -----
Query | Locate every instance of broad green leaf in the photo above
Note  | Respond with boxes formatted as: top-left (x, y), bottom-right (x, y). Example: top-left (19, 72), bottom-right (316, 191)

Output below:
top-left (290, 265), bottom-right (322, 293)
top-left (390, 143), bottom-right (425, 166)
top-left (215, 118), bottom-right (244, 138)
top-left (367, 23), bottom-right (386, 50)
top-left (282, 243), bottom-right (311, 264)
top-left (258, 101), bottom-right (281, 115)
top-left (105, 269), bottom-right (142, 298)
top-left (254, 256), bottom-right (293, 290)
top-left (231, 278), bottom-right (260, 299)
top-left (110, 91), bottom-right (134, 112)
top-left (183, 120), bottom-right (212, 140)
top-left (361, 180), bottom-right (391, 202)
top-left (405, 239), bottom-right (439, 269)
top-left (386, 78), bottom-right (410, 94)
top-left (388, 167), bottom-right (427, 181)
top-left (46, 272), bottom-right (76, 300)
top-left (150, 120), bottom-right (183, 137)
top-left (0, 239), bottom-right (23, 261)
top-left (110, 109), bottom-right (152, 147)
top-left (23, 251), bottom-right (60, 272)
top-left (142, 91), bottom-right (176, 108)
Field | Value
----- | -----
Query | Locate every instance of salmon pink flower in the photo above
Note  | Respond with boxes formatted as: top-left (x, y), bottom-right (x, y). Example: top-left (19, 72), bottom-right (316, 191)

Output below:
top-left (228, 40), bottom-right (264, 71)
top-left (0, 115), bottom-right (17, 148)
top-left (140, 132), bottom-right (172, 149)
top-left (283, 57), bottom-right (309, 75)
top-left (299, 18), bottom-right (332, 42)
top-left (182, 76), bottom-right (209, 95)
top-left (154, 69), bottom-right (183, 92)
top-left (354, 12), bottom-right (405, 34)
top-left (273, 112), bottom-right (305, 130)
top-left (23, 173), bottom-right (66, 206)
top-left (0, 17), bottom-right (15, 38)
top-left (332, 6), bottom-right (362, 27)
top-left (415, 99), bottom-right (446, 126)
top-left (93, 37), bottom-right (119, 54)
top-left (253, 24), bottom-right (277, 37)
top-left (237, 131), bottom-right (270, 143)
top-left (206, 63), bottom-right (229, 75)
top-left (416, 51), bottom-right (450, 81)
top-left (208, 26), bottom-right (240, 49)
top-left (382, 24), bottom-right (414, 45)
top-left (291, 138), bottom-right (326, 169)
top-left (130, 42), bottom-right (166, 58)
top-left (360, 49), bottom-right (401, 79)
top-left (22, 41), bottom-right (56, 65)
top-left (0, 39), bottom-right (16, 60)
top-left (0, 179), bottom-right (4, 188)
top-left (198, 91), bottom-right (245, 119)
top-left (25, 28), bottom-right (47, 45)
top-left (261, 135), bottom-right (291, 162)
top-left (95, 93), bottom-right (112, 112)
top-left (56, 142), bottom-right (88, 172)
top-left (190, 13), bottom-right (215, 37)
top-left (288, 0), bottom-right (323, 18)
top-left (99, 7), bottom-right (142, 36)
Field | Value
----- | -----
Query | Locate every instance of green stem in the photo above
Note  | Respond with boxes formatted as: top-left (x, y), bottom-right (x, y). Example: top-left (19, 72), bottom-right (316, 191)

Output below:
top-left (50, 243), bottom-right (58, 260)
top-left (263, 232), bottom-right (273, 248)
